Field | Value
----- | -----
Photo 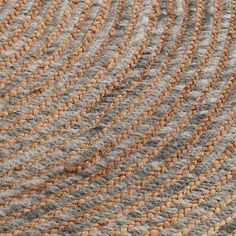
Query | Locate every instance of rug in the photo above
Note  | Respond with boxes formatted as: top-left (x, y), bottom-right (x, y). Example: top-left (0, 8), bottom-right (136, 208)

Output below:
top-left (0, 0), bottom-right (236, 235)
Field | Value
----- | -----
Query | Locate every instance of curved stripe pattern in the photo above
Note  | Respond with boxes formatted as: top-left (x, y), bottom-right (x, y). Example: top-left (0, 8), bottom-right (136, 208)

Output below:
top-left (0, 0), bottom-right (235, 235)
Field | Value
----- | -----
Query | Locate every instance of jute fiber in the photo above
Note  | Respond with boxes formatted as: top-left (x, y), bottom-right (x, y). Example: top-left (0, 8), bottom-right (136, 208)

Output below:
top-left (0, 0), bottom-right (236, 235)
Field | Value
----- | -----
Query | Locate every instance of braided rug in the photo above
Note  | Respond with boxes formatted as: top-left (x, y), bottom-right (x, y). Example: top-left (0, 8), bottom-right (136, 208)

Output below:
top-left (0, 0), bottom-right (236, 235)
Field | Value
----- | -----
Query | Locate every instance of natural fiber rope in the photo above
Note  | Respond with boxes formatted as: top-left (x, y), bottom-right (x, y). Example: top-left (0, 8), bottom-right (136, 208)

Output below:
top-left (0, 0), bottom-right (235, 235)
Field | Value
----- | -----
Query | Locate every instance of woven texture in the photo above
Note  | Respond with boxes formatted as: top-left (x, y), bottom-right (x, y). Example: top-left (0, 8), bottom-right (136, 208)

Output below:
top-left (0, 0), bottom-right (236, 235)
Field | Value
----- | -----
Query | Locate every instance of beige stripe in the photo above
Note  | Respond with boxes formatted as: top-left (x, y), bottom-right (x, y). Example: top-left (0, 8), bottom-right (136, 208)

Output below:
top-left (1, 0), bottom-right (198, 166)
top-left (77, 105), bottom-right (236, 235)
top-left (0, 0), bottom-right (128, 147)
top-left (0, 0), bottom-right (235, 235)
top-left (0, 0), bottom-right (43, 55)
top-left (0, 0), bottom-right (125, 178)
top-left (0, 0), bottom-right (227, 218)
top-left (0, 0), bottom-right (191, 206)
top-left (23, 73), bottom-right (235, 235)
top-left (0, 0), bottom-right (177, 219)
top-left (174, 190), bottom-right (236, 236)
top-left (0, 0), bottom-right (94, 107)
top-left (2, 61), bottom-right (232, 233)
top-left (228, 228), bottom-right (236, 236)
top-left (0, 1), bottom-right (86, 91)
top-left (0, 0), bottom-right (155, 164)
top-left (0, 0), bottom-right (162, 223)
top-left (0, 0), bottom-right (174, 187)
top-left (0, 0), bottom-right (27, 35)
top-left (131, 168), bottom-right (236, 236)
top-left (201, 210), bottom-right (236, 236)
top-left (0, 0), bottom-right (157, 203)
top-left (0, 0), bottom-right (8, 11)
top-left (74, 110), bottom-right (236, 235)
top-left (0, 1), bottom-right (78, 93)
top-left (5, 88), bottom-right (234, 232)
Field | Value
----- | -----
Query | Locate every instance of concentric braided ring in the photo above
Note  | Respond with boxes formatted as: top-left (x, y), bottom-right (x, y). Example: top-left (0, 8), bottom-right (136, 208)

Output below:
top-left (0, 0), bottom-right (236, 235)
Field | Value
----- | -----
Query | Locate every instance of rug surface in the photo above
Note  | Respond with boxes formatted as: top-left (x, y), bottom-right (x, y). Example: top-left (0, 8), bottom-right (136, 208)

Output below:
top-left (0, 0), bottom-right (236, 235)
